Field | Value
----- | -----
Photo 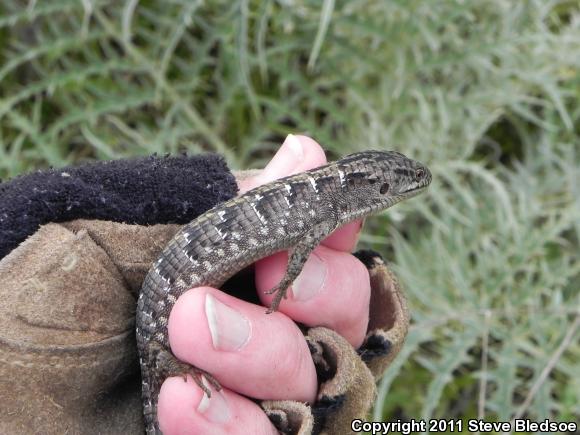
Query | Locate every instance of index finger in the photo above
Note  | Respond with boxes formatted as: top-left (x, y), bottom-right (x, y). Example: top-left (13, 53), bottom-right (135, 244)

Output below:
top-left (238, 134), bottom-right (361, 251)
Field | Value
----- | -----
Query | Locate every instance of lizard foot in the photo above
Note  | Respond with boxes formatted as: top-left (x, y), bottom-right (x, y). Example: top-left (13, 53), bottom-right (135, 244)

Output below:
top-left (265, 283), bottom-right (290, 314)
top-left (152, 342), bottom-right (221, 397)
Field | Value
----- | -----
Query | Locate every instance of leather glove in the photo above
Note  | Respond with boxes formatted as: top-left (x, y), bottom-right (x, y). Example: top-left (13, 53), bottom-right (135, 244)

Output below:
top-left (0, 154), bottom-right (409, 434)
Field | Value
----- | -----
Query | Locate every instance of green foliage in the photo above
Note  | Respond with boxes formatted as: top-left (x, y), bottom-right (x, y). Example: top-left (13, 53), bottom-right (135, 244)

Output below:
top-left (1, 0), bottom-right (578, 425)
top-left (372, 140), bottom-right (579, 423)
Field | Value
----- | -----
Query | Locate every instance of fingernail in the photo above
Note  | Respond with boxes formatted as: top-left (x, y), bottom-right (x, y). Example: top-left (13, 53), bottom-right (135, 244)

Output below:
top-left (205, 294), bottom-right (251, 351)
top-left (291, 252), bottom-right (327, 301)
top-left (197, 376), bottom-right (230, 424)
top-left (282, 133), bottom-right (304, 159)
top-left (260, 134), bottom-right (304, 182)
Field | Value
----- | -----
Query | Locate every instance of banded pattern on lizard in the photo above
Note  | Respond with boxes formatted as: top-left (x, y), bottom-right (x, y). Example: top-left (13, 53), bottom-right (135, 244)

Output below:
top-left (137, 150), bottom-right (432, 434)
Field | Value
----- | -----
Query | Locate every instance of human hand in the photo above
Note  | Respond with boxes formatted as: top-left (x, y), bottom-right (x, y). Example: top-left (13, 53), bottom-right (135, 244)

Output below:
top-left (158, 135), bottom-right (372, 434)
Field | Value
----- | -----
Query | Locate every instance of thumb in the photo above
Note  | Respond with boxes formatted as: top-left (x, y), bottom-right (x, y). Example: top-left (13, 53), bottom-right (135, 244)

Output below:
top-left (237, 134), bottom-right (327, 193)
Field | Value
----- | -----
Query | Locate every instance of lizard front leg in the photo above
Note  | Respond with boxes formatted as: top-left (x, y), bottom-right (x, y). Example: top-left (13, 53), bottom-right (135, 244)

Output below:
top-left (266, 219), bottom-right (337, 313)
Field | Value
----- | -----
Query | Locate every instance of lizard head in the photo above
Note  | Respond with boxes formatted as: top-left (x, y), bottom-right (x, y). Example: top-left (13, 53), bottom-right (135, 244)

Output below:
top-left (335, 150), bottom-right (432, 221)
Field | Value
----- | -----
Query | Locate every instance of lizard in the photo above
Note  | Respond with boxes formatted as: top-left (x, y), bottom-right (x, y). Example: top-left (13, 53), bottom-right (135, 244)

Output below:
top-left (136, 150), bottom-right (432, 434)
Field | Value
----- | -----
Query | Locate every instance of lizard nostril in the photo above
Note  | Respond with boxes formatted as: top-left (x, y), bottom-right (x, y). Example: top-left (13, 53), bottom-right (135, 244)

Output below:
top-left (380, 183), bottom-right (390, 194)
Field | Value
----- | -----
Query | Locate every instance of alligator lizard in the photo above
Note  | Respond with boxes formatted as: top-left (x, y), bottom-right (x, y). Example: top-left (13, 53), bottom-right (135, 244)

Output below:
top-left (136, 150), bottom-right (432, 434)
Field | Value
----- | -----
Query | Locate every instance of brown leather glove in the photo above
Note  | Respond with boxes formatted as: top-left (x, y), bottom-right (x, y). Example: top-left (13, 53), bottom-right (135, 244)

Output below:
top-left (0, 170), bottom-right (409, 434)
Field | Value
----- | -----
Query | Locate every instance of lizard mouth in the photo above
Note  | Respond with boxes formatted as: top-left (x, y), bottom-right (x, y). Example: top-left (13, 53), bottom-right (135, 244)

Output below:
top-left (401, 184), bottom-right (428, 196)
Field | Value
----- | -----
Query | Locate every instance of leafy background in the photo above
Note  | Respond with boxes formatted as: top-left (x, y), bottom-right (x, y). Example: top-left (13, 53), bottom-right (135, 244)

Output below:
top-left (1, 0), bottom-right (578, 429)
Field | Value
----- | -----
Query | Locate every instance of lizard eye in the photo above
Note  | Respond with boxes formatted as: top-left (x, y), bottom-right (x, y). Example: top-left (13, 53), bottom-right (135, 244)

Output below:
top-left (380, 183), bottom-right (390, 194)
top-left (415, 168), bottom-right (425, 181)
top-left (368, 175), bottom-right (379, 184)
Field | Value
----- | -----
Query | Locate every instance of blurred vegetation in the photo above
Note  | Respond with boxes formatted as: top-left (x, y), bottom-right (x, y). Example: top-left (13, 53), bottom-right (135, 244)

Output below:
top-left (1, 0), bottom-right (578, 428)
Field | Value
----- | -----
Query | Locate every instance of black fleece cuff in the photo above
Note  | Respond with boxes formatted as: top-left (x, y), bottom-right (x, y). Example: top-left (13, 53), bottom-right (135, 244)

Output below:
top-left (0, 154), bottom-right (238, 260)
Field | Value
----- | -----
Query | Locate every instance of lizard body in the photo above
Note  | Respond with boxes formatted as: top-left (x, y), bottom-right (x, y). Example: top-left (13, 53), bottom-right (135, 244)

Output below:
top-left (136, 150), bottom-right (432, 434)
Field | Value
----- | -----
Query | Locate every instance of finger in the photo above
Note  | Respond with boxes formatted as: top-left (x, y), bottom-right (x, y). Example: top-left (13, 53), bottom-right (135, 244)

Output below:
top-left (322, 219), bottom-right (363, 252)
top-left (242, 134), bottom-right (362, 250)
top-left (158, 376), bottom-right (277, 435)
top-left (256, 245), bottom-right (370, 348)
top-left (167, 287), bottom-right (318, 402)
top-left (238, 134), bottom-right (362, 249)
top-left (238, 134), bottom-right (327, 193)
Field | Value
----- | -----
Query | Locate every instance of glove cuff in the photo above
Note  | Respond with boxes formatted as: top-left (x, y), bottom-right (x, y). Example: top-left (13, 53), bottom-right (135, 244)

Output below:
top-left (262, 250), bottom-right (409, 435)
top-left (0, 153), bottom-right (237, 260)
